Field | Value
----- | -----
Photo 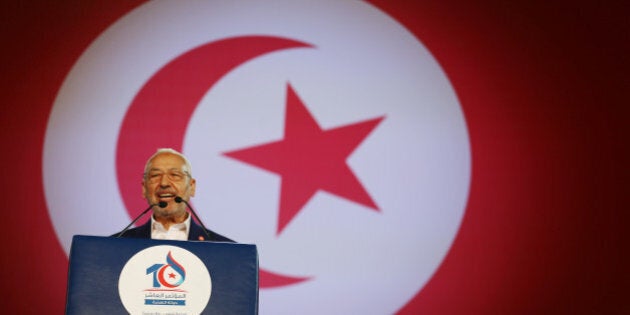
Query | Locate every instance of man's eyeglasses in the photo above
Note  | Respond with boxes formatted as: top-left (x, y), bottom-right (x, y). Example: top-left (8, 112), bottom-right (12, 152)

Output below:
top-left (144, 171), bottom-right (190, 183)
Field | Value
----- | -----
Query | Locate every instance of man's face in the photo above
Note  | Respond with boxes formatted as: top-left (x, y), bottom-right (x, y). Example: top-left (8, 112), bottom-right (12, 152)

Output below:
top-left (142, 153), bottom-right (196, 219)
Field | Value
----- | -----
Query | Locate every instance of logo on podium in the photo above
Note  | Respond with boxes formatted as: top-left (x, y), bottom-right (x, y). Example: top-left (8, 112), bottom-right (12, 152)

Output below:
top-left (144, 251), bottom-right (188, 306)
top-left (119, 245), bottom-right (212, 314)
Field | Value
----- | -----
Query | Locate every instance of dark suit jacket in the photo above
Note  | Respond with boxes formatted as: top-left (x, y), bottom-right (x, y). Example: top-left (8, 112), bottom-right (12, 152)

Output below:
top-left (114, 219), bottom-right (234, 242)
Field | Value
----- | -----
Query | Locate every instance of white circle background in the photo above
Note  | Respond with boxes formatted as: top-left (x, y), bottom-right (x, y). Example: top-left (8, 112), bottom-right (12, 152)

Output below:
top-left (43, 1), bottom-right (470, 314)
top-left (119, 245), bottom-right (211, 314)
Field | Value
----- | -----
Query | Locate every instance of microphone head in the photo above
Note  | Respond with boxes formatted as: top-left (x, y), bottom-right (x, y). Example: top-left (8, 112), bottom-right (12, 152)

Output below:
top-left (174, 196), bottom-right (183, 203)
top-left (158, 201), bottom-right (168, 208)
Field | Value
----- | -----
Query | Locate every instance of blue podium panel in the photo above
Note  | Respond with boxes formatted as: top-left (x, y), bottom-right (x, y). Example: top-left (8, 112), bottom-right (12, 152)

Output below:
top-left (65, 235), bottom-right (258, 315)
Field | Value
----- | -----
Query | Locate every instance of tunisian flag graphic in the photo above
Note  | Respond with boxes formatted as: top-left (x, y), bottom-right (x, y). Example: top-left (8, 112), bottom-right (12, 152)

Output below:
top-left (0, 1), bottom-right (627, 314)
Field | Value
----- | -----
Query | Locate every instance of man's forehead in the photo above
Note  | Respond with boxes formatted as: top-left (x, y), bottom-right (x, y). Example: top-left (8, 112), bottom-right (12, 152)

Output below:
top-left (148, 153), bottom-right (187, 169)
top-left (148, 166), bottom-right (185, 172)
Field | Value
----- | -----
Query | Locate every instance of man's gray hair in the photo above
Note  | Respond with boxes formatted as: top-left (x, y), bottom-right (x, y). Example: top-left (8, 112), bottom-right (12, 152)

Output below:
top-left (143, 148), bottom-right (193, 178)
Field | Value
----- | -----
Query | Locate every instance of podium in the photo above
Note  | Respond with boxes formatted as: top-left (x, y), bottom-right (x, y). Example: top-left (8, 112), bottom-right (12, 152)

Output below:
top-left (65, 235), bottom-right (258, 314)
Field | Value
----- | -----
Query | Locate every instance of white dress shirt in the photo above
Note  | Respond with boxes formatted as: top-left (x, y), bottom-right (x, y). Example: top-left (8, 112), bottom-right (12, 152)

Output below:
top-left (151, 213), bottom-right (191, 241)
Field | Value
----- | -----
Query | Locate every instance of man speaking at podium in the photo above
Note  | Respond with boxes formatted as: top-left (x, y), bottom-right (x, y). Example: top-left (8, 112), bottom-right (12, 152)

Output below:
top-left (114, 148), bottom-right (233, 242)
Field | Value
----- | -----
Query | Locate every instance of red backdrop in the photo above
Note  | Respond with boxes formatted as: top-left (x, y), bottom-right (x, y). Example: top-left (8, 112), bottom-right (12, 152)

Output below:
top-left (0, 1), bottom-right (627, 313)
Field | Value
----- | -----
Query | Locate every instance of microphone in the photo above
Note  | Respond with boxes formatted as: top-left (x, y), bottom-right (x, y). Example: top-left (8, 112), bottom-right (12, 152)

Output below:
top-left (115, 202), bottom-right (167, 238)
top-left (175, 196), bottom-right (212, 240)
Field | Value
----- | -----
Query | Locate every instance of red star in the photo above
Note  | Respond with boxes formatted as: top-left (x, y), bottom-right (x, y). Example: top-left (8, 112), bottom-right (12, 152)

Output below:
top-left (168, 272), bottom-right (176, 279)
top-left (224, 84), bottom-right (384, 235)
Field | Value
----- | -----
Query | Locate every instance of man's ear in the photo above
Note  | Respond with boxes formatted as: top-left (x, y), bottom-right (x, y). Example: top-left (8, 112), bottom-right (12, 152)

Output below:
top-left (189, 178), bottom-right (196, 197)
top-left (141, 181), bottom-right (147, 199)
